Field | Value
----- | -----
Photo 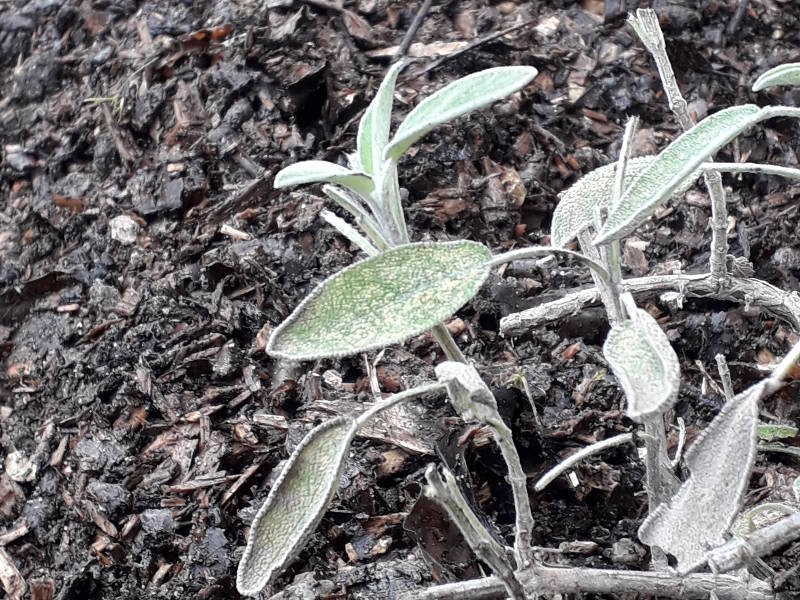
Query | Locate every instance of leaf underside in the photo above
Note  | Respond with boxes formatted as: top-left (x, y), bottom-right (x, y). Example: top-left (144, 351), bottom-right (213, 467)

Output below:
top-left (752, 63), bottom-right (800, 92)
top-left (638, 381), bottom-right (770, 572)
top-left (236, 417), bottom-right (358, 596)
top-left (267, 241), bottom-right (492, 361)
top-left (384, 66), bottom-right (538, 161)
top-left (550, 156), bottom-right (657, 248)
top-left (274, 160), bottom-right (374, 198)
top-left (603, 307), bottom-right (680, 421)
top-left (596, 104), bottom-right (762, 244)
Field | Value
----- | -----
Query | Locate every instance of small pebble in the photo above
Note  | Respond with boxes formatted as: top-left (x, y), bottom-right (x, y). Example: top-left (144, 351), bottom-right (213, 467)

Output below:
top-left (109, 215), bottom-right (140, 245)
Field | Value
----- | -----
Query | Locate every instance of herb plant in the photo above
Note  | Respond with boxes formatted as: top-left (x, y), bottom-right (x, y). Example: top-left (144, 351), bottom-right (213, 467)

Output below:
top-left (237, 9), bottom-right (800, 599)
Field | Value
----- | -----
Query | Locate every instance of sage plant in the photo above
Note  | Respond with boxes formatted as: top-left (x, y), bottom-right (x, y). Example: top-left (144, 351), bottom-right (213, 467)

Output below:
top-left (236, 10), bottom-right (800, 599)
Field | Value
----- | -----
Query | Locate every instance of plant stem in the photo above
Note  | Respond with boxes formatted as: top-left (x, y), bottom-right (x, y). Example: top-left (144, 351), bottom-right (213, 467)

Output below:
top-left (500, 272), bottom-right (800, 335)
top-left (486, 416), bottom-right (535, 568)
top-left (700, 511), bottom-right (800, 576)
top-left (534, 432), bottom-right (634, 492)
top-left (424, 465), bottom-right (525, 600)
top-left (630, 9), bottom-right (729, 283)
top-left (488, 247), bottom-right (610, 280)
top-left (715, 353), bottom-right (735, 400)
top-left (577, 230), bottom-right (622, 324)
top-left (400, 565), bottom-right (778, 600)
top-left (643, 417), bottom-right (677, 511)
top-left (432, 324), bottom-right (467, 363)
top-left (608, 117), bottom-right (639, 309)
top-left (355, 382), bottom-right (445, 427)
top-left (384, 163), bottom-right (410, 244)
top-left (706, 161), bottom-right (800, 181)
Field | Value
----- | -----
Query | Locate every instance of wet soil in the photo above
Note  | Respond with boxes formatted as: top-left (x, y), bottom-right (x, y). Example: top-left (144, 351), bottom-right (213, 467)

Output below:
top-left (2, 0), bottom-right (800, 598)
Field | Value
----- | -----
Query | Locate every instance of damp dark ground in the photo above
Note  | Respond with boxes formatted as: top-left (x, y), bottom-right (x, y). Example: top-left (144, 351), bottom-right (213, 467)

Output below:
top-left (3, 0), bottom-right (800, 598)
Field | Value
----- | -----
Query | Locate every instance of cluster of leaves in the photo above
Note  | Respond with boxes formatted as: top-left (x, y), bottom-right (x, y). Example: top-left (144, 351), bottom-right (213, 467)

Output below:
top-left (234, 38), bottom-right (800, 599)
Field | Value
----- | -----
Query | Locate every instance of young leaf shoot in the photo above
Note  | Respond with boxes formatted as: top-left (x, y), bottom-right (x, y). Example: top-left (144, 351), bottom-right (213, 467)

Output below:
top-left (383, 66), bottom-right (538, 161)
top-left (356, 61), bottom-right (405, 176)
top-left (274, 160), bottom-right (374, 198)
top-left (550, 156), bottom-right (656, 249)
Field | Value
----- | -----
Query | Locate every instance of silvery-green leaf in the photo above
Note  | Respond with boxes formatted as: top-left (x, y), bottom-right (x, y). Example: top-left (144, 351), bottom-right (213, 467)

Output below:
top-left (434, 361), bottom-right (498, 423)
top-left (550, 156), bottom-right (656, 248)
top-left (274, 160), bottom-right (374, 198)
top-left (753, 63), bottom-right (800, 92)
top-left (603, 307), bottom-right (680, 421)
top-left (595, 105), bottom-right (762, 244)
top-left (267, 241), bottom-right (492, 361)
top-left (384, 66), bottom-right (538, 161)
top-left (236, 416), bottom-right (358, 596)
top-left (638, 380), bottom-right (772, 572)
top-left (357, 61), bottom-right (404, 176)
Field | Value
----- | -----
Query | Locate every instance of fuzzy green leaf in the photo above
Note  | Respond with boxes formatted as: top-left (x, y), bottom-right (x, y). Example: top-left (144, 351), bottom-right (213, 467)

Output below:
top-left (274, 160), bottom-right (374, 198)
top-left (753, 63), bottom-right (800, 92)
top-left (550, 156), bottom-right (656, 248)
top-left (267, 241), bottom-right (492, 360)
top-left (639, 380), bottom-right (772, 572)
top-left (595, 105), bottom-right (762, 244)
top-left (237, 416), bottom-right (358, 596)
top-left (603, 307), bottom-right (680, 421)
top-left (384, 66), bottom-right (538, 161)
top-left (356, 61), bottom-right (404, 176)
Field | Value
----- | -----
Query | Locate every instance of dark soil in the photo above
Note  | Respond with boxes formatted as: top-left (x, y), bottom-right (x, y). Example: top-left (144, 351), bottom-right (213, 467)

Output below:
top-left (2, 0), bottom-right (800, 598)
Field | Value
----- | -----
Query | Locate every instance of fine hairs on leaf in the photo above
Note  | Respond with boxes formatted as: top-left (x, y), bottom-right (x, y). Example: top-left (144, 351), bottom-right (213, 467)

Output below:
top-left (273, 160), bottom-right (374, 198)
top-left (595, 104), bottom-right (762, 244)
top-left (602, 296), bottom-right (680, 421)
top-left (753, 63), bottom-right (800, 92)
top-left (236, 416), bottom-right (358, 596)
top-left (638, 381), bottom-right (766, 573)
top-left (384, 66), bottom-right (538, 161)
top-left (266, 241), bottom-right (492, 361)
top-left (355, 60), bottom-right (405, 176)
top-left (550, 155), bottom-right (656, 249)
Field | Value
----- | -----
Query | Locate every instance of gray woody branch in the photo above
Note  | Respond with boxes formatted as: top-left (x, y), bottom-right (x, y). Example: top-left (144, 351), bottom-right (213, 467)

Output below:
top-left (399, 565), bottom-right (780, 600)
top-left (629, 9), bottom-right (729, 282)
top-left (500, 272), bottom-right (800, 335)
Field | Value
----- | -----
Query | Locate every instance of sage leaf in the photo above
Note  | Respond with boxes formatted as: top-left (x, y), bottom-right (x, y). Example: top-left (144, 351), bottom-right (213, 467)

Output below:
top-left (603, 307), bottom-right (680, 420)
top-left (267, 241), bottom-right (492, 360)
top-left (550, 156), bottom-right (656, 248)
top-left (274, 160), bottom-right (374, 198)
top-left (356, 61), bottom-right (404, 176)
top-left (753, 63), bottom-right (800, 92)
top-left (435, 361), bottom-right (498, 423)
top-left (595, 105), bottom-right (762, 244)
top-left (384, 66), bottom-right (538, 161)
top-left (236, 416), bottom-right (358, 596)
top-left (638, 380), bottom-right (771, 573)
